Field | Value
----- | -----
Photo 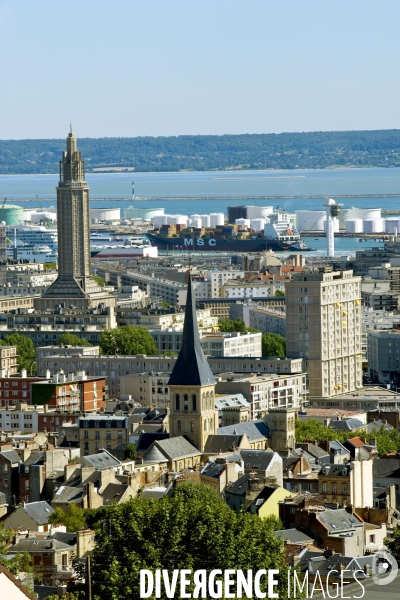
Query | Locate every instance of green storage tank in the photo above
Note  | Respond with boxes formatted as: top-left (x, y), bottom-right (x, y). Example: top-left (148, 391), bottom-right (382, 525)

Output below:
top-left (0, 205), bottom-right (24, 225)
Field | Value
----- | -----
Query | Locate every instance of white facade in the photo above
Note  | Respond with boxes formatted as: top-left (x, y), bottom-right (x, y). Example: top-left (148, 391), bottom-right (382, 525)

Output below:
top-left (200, 331), bottom-right (262, 358)
top-left (295, 210), bottom-right (326, 231)
top-left (0, 408), bottom-right (39, 432)
top-left (350, 460), bottom-right (373, 508)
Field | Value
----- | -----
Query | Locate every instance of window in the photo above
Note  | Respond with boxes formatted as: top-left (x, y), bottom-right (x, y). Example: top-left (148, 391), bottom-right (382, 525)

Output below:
top-left (95, 432), bottom-right (100, 439)
top-left (106, 432), bottom-right (111, 439)
top-left (290, 507), bottom-right (296, 514)
top-left (192, 394), bottom-right (197, 411)
top-left (175, 394), bottom-right (180, 410)
top-left (177, 420), bottom-right (182, 434)
top-left (184, 394), bottom-right (188, 411)
top-left (342, 484), bottom-right (347, 494)
top-left (322, 483), bottom-right (327, 494)
top-left (332, 483), bottom-right (337, 494)
top-left (84, 431), bottom-right (88, 439)
top-left (118, 431), bottom-right (122, 439)
top-left (190, 421), bottom-right (194, 433)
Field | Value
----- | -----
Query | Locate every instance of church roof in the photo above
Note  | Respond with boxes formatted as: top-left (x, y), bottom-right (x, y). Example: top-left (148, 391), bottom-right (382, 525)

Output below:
top-left (168, 274), bottom-right (216, 387)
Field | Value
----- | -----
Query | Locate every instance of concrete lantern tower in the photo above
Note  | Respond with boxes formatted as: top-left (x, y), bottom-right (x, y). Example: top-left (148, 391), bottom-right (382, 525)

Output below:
top-left (35, 128), bottom-right (115, 310)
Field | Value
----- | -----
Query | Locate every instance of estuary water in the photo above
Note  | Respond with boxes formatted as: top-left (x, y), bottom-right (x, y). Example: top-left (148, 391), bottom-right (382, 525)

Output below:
top-left (1, 167), bottom-right (399, 256)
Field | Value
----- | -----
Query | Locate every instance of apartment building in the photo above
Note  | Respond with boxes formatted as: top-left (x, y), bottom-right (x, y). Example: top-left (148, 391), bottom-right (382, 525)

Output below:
top-left (286, 270), bottom-right (363, 398)
top-left (0, 375), bottom-right (46, 408)
top-left (215, 372), bottom-right (306, 419)
top-left (120, 372), bottom-right (170, 407)
top-left (200, 331), bottom-right (262, 358)
top-left (221, 280), bottom-right (284, 299)
top-left (198, 297), bottom-right (285, 319)
top-left (368, 328), bottom-right (400, 383)
top-left (78, 414), bottom-right (132, 455)
top-left (31, 371), bottom-right (107, 412)
top-left (0, 346), bottom-right (18, 375)
top-left (97, 266), bottom-right (187, 305)
top-left (191, 270), bottom-right (245, 300)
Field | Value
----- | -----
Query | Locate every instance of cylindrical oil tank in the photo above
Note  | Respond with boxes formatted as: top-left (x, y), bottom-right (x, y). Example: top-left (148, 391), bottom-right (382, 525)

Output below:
top-left (200, 214), bottom-right (211, 228)
top-left (191, 217), bottom-right (202, 228)
top-left (89, 208), bottom-right (121, 221)
top-left (385, 218), bottom-right (400, 233)
top-left (363, 218), bottom-right (385, 233)
top-left (295, 210), bottom-right (326, 231)
top-left (235, 218), bottom-right (251, 228)
top-left (345, 219), bottom-right (363, 233)
top-left (251, 218), bottom-right (265, 231)
top-left (153, 215), bottom-right (168, 228)
top-left (0, 205), bottom-right (24, 225)
top-left (210, 212), bottom-right (224, 227)
top-left (124, 207), bottom-right (164, 220)
top-left (333, 218), bottom-right (340, 232)
top-left (246, 206), bottom-right (274, 220)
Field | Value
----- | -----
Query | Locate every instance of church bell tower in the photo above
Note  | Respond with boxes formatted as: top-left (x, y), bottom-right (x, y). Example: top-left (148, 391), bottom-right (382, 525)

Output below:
top-left (168, 273), bottom-right (217, 451)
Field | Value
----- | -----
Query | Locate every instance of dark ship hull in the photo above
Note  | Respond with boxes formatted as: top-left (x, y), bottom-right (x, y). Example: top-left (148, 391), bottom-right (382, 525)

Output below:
top-left (146, 232), bottom-right (296, 252)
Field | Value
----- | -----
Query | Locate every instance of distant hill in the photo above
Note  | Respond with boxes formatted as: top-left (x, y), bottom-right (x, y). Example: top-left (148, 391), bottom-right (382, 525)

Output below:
top-left (2, 130), bottom-right (400, 174)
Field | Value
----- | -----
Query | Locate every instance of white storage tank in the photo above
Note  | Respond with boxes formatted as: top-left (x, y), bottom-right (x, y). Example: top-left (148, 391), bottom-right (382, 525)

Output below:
top-left (153, 215), bottom-right (168, 228)
top-left (251, 218), bottom-right (265, 231)
top-left (385, 218), bottom-right (400, 234)
top-left (295, 210), bottom-right (326, 231)
top-left (340, 207), bottom-right (382, 229)
top-left (363, 218), bottom-right (385, 233)
top-left (246, 206), bottom-right (274, 219)
top-left (175, 214), bottom-right (189, 226)
top-left (235, 218), bottom-right (251, 228)
top-left (89, 208), bottom-right (121, 221)
top-left (200, 214), bottom-right (211, 228)
top-left (191, 217), bottom-right (202, 228)
top-left (345, 218), bottom-right (363, 233)
top-left (210, 212), bottom-right (224, 227)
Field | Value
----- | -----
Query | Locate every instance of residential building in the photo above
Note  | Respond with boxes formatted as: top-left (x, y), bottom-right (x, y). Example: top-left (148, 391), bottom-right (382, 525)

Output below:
top-left (0, 346), bottom-right (17, 375)
top-left (0, 376), bottom-right (46, 408)
top-left (200, 331), bottom-right (262, 358)
top-left (78, 415), bottom-right (133, 455)
top-left (319, 460), bottom-right (373, 508)
top-left (368, 328), bottom-right (400, 383)
top-left (31, 371), bottom-right (107, 412)
top-left (3, 501), bottom-right (54, 532)
top-left (200, 457), bottom-right (242, 494)
top-left (120, 372), bottom-right (170, 407)
top-left (0, 449), bottom-right (21, 504)
top-left (225, 474), bottom-right (294, 518)
top-left (198, 297), bottom-right (285, 319)
top-left (143, 437), bottom-right (202, 471)
top-left (286, 270), bottom-right (363, 398)
top-left (215, 372), bottom-right (306, 419)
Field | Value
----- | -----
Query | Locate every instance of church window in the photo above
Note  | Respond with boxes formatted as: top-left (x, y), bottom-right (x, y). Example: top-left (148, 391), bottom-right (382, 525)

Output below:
top-left (192, 394), bottom-right (197, 411)
top-left (184, 394), bottom-right (189, 411)
top-left (177, 420), bottom-right (182, 433)
top-left (190, 421), bottom-right (194, 433)
top-left (206, 392), bottom-right (210, 410)
top-left (175, 394), bottom-right (180, 410)
top-left (204, 419), bottom-right (208, 432)
top-left (209, 417), bottom-right (213, 431)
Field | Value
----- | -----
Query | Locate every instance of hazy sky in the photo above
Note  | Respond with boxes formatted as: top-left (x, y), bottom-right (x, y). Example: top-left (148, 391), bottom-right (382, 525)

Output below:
top-left (1, 0), bottom-right (400, 139)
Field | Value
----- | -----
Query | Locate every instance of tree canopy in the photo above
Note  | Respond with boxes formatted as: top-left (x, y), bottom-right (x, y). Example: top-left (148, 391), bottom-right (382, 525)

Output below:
top-left (262, 332), bottom-right (286, 357)
top-left (0, 333), bottom-right (36, 372)
top-left (3, 130), bottom-right (400, 174)
top-left (57, 333), bottom-right (91, 347)
top-left (218, 318), bottom-right (258, 333)
top-left (99, 325), bottom-right (158, 356)
top-left (87, 482), bottom-right (289, 600)
top-left (295, 419), bottom-right (400, 455)
top-left (48, 505), bottom-right (87, 532)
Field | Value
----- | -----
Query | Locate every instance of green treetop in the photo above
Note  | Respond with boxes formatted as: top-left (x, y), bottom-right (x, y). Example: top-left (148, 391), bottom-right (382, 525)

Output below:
top-left (100, 325), bottom-right (158, 356)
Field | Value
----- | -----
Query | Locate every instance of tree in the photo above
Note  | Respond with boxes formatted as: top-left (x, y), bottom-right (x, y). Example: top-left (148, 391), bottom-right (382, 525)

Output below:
top-left (262, 332), bottom-right (286, 357)
top-left (275, 289), bottom-right (285, 297)
top-left (123, 443), bottom-right (136, 460)
top-left (386, 527), bottom-right (400, 561)
top-left (0, 523), bottom-right (34, 584)
top-left (99, 325), bottom-right (158, 356)
top-left (93, 275), bottom-right (105, 287)
top-left (48, 505), bottom-right (87, 532)
top-left (218, 318), bottom-right (259, 333)
top-left (161, 300), bottom-right (170, 308)
top-left (57, 333), bottom-right (91, 347)
top-left (89, 482), bottom-right (289, 600)
top-left (0, 333), bottom-right (36, 372)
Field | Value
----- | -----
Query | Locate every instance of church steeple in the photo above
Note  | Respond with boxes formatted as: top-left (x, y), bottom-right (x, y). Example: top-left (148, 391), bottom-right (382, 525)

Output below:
top-left (168, 273), bottom-right (216, 451)
top-left (168, 273), bottom-right (215, 387)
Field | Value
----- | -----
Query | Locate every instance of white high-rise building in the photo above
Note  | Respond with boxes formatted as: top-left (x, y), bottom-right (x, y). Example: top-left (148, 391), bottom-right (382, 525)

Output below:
top-left (286, 270), bottom-right (363, 398)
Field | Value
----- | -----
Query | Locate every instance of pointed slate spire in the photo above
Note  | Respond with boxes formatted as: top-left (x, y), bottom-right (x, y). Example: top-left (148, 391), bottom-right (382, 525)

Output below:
top-left (168, 273), bottom-right (216, 386)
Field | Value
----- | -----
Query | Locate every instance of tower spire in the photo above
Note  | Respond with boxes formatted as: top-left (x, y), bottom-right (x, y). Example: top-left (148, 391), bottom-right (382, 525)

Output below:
top-left (168, 273), bottom-right (215, 386)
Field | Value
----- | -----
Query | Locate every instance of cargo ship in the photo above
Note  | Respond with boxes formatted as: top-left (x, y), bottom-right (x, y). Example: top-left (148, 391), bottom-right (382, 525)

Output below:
top-left (147, 214), bottom-right (314, 252)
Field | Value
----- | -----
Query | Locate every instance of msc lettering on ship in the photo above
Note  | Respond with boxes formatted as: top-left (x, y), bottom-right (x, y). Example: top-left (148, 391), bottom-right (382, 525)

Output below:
top-left (184, 238), bottom-right (217, 246)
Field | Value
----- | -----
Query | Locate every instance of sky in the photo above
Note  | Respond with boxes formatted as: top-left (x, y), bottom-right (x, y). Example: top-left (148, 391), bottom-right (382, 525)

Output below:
top-left (1, 0), bottom-right (400, 139)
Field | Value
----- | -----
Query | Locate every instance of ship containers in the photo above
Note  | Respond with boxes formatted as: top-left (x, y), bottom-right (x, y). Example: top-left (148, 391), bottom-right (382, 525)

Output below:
top-left (251, 218), bottom-right (266, 231)
top-left (235, 218), bottom-right (251, 228)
